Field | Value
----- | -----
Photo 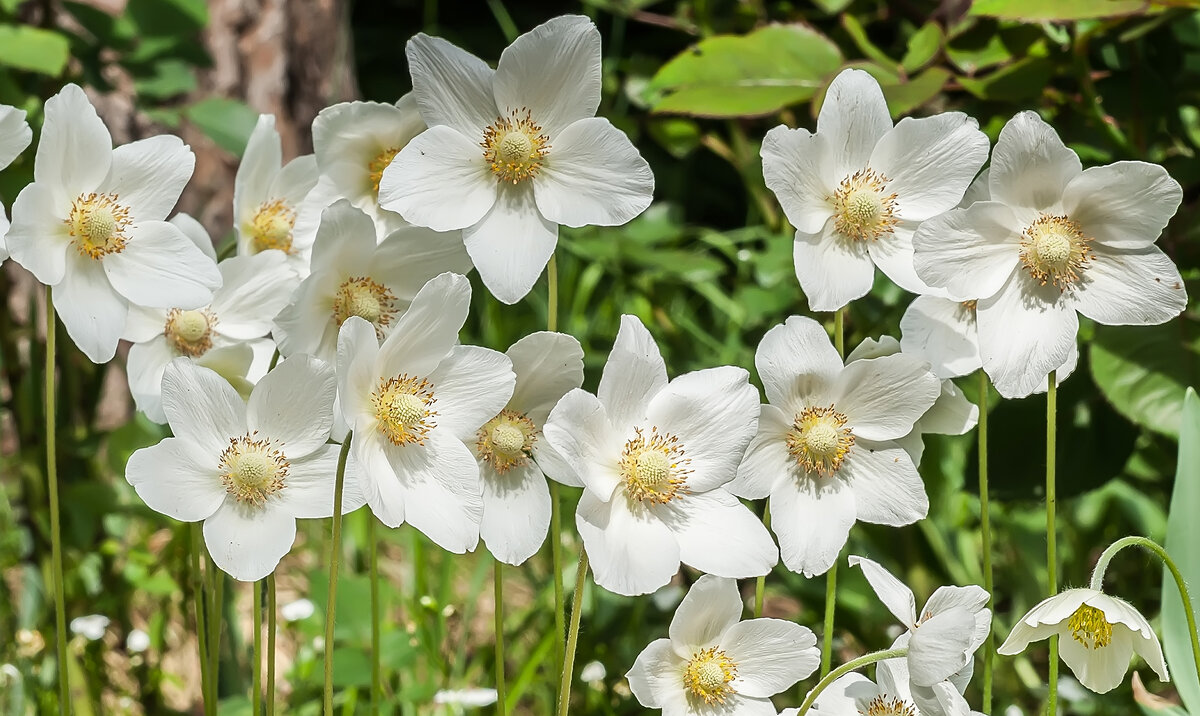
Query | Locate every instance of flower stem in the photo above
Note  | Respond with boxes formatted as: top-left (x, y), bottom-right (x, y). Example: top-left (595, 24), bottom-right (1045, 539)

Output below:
top-left (1046, 370), bottom-right (1058, 716)
top-left (755, 505), bottom-right (771, 618)
top-left (267, 573), bottom-right (276, 716)
top-left (44, 286), bottom-right (70, 714)
top-left (191, 524), bottom-right (211, 713)
top-left (209, 560), bottom-right (224, 708)
top-left (795, 647), bottom-right (908, 715)
top-left (324, 433), bottom-right (353, 715)
top-left (556, 550), bottom-right (589, 716)
top-left (979, 371), bottom-right (994, 713)
top-left (494, 559), bottom-right (507, 716)
top-left (1088, 536), bottom-right (1200, 687)
top-left (821, 307), bottom-right (846, 677)
top-left (253, 579), bottom-right (262, 715)
top-left (547, 252), bottom-right (565, 676)
top-left (369, 514), bottom-right (381, 716)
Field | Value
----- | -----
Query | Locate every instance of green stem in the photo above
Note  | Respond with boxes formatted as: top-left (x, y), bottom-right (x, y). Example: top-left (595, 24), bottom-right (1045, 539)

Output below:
top-left (795, 647), bottom-right (908, 716)
top-left (267, 574), bottom-right (276, 716)
top-left (754, 505), bottom-right (770, 618)
top-left (547, 253), bottom-right (559, 333)
top-left (1088, 536), bottom-right (1200, 687)
top-left (821, 307), bottom-right (846, 677)
top-left (1046, 370), bottom-right (1058, 716)
top-left (324, 433), bottom-right (353, 715)
top-left (44, 287), bottom-right (70, 714)
top-left (253, 580), bottom-right (262, 715)
top-left (495, 560), bottom-right (507, 716)
top-left (978, 371), bottom-right (994, 714)
top-left (547, 253), bottom-right (565, 677)
top-left (191, 524), bottom-right (211, 713)
top-left (209, 562), bottom-right (224, 709)
top-left (369, 515), bottom-right (381, 716)
top-left (556, 550), bottom-right (589, 716)
top-left (268, 349), bottom-right (281, 372)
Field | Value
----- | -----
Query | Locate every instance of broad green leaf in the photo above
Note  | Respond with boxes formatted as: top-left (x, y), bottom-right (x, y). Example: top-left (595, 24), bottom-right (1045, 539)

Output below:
top-left (185, 98), bottom-right (260, 157)
top-left (902, 23), bottom-right (944, 73)
top-left (959, 56), bottom-right (1054, 101)
top-left (841, 14), bottom-right (894, 68)
top-left (1162, 388), bottom-right (1200, 713)
top-left (133, 59), bottom-right (197, 99)
top-left (1091, 318), bottom-right (1198, 438)
top-left (883, 67), bottom-right (952, 116)
top-left (0, 25), bottom-right (69, 76)
top-left (970, 0), bottom-right (1152, 20)
top-left (646, 24), bottom-right (842, 118)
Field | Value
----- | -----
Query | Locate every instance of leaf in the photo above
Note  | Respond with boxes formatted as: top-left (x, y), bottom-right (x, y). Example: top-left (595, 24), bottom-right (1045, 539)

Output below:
top-left (901, 23), bottom-right (944, 74)
top-left (0, 25), bottom-right (70, 76)
top-left (1162, 388), bottom-right (1200, 713)
top-left (969, 0), bottom-right (1154, 20)
top-left (646, 24), bottom-right (842, 118)
top-left (958, 56), bottom-right (1055, 101)
top-left (1091, 318), bottom-right (1199, 438)
top-left (133, 58), bottom-right (198, 99)
top-left (184, 98), bottom-right (260, 157)
top-left (841, 14), bottom-right (894, 68)
top-left (882, 67), bottom-right (952, 116)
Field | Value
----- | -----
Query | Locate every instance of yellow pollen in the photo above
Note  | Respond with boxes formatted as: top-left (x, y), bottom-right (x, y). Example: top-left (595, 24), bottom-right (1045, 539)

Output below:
top-left (368, 146), bottom-right (402, 197)
top-left (249, 199), bottom-right (296, 254)
top-left (66, 193), bottom-right (132, 259)
top-left (618, 427), bottom-right (690, 504)
top-left (787, 405), bottom-right (855, 476)
top-left (1019, 214), bottom-right (1094, 291)
top-left (332, 276), bottom-right (397, 334)
top-left (372, 374), bottom-right (437, 446)
top-left (164, 308), bottom-right (217, 357)
top-left (218, 434), bottom-right (288, 506)
top-left (861, 696), bottom-right (918, 716)
top-left (476, 409), bottom-right (537, 474)
top-left (1068, 604), bottom-right (1113, 649)
top-left (481, 108), bottom-right (550, 184)
top-left (831, 168), bottom-right (898, 242)
top-left (683, 647), bottom-right (738, 705)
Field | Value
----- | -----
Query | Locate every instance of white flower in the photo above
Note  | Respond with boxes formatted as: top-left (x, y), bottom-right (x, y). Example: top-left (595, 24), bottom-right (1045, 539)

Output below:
top-left (913, 111), bottom-right (1186, 398)
top-left (579, 660), bottom-right (607, 684)
top-left (379, 14), bottom-right (654, 304)
top-left (5, 84), bottom-right (220, 363)
top-left (727, 316), bottom-right (939, 577)
top-left (997, 587), bottom-right (1169, 694)
top-left (474, 331), bottom-right (584, 566)
top-left (0, 103), bottom-right (33, 256)
top-left (850, 555), bottom-right (990, 690)
top-left (234, 114), bottom-right (318, 274)
top-left (543, 315), bottom-right (776, 596)
top-left (336, 273), bottom-right (515, 553)
top-left (126, 355), bottom-right (360, 581)
top-left (433, 687), bottom-right (498, 707)
top-left (796, 659), bottom-right (977, 716)
top-left (69, 614), bottom-right (109, 641)
top-left (281, 598), bottom-right (315, 622)
top-left (760, 68), bottom-right (989, 311)
top-left (126, 629), bottom-right (150, 653)
top-left (627, 574), bottom-right (819, 714)
top-left (274, 200), bottom-right (471, 365)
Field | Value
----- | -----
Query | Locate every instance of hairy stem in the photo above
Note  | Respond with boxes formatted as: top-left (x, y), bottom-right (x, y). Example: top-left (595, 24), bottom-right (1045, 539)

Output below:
top-left (323, 433), bottom-right (353, 714)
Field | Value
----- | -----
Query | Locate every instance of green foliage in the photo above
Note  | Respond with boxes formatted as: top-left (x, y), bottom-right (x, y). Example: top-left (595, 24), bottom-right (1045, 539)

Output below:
top-left (0, 25), bottom-right (69, 76)
top-left (1162, 388), bottom-right (1200, 712)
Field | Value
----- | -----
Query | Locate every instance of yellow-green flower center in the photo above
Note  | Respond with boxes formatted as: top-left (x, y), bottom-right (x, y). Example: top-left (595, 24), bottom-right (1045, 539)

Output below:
top-left (786, 405), bottom-right (855, 476)
top-left (618, 427), bottom-right (690, 504)
top-left (219, 435), bottom-right (289, 506)
top-left (862, 696), bottom-right (918, 716)
top-left (481, 108), bottom-right (550, 184)
top-left (683, 647), bottom-right (737, 705)
top-left (164, 308), bottom-right (217, 357)
top-left (332, 276), bottom-right (397, 333)
top-left (372, 374), bottom-right (437, 446)
top-left (1068, 604), bottom-right (1113, 649)
top-left (67, 192), bottom-right (131, 259)
top-left (1019, 214), bottom-right (1094, 290)
top-left (249, 199), bottom-right (296, 254)
top-left (832, 168), bottom-right (898, 242)
top-left (368, 146), bottom-right (402, 197)
top-left (476, 409), bottom-right (537, 473)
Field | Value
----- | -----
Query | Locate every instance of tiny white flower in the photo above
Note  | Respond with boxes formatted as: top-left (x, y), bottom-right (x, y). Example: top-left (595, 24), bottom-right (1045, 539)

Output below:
top-left (0, 103), bottom-right (33, 257)
top-left (379, 14), bottom-right (654, 304)
top-left (760, 68), bottom-right (989, 311)
top-left (580, 660), bottom-right (607, 684)
top-left (433, 687), bottom-right (499, 707)
top-left (336, 273), bottom-right (515, 553)
top-left (126, 629), bottom-right (150, 653)
top-left (6, 84), bottom-right (221, 363)
top-left (281, 598), bottom-right (315, 622)
top-left (913, 111), bottom-right (1186, 398)
top-left (69, 614), bottom-right (109, 641)
top-left (794, 658), bottom-right (977, 716)
top-left (997, 587), bottom-right (1168, 694)
top-left (474, 331), bottom-right (584, 566)
top-left (628, 574), bottom-right (819, 714)
top-left (274, 200), bottom-right (471, 365)
top-left (543, 315), bottom-right (777, 596)
top-left (126, 355), bottom-right (361, 581)
top-left (727, 316), bottom-right (939, 577)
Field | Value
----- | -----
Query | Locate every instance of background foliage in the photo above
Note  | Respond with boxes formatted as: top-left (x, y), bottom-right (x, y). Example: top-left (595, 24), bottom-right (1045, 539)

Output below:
top-left (2, 0), bottom-right (1200, 713)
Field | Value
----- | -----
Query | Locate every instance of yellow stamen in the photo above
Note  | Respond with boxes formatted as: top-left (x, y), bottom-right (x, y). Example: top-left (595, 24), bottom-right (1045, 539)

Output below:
top-left (618, 427), bottom-right (690, 504)
top-left (249, 199), bottom-right (296, 254)
top-left (682, 647), bottom-right (738, 705)
top-left (332, 276), bottom-right (397, 334)
top-left (66, 193), bottom-right (132, 259)
top-left (372, 374), bottom-right (437, 446)
top-left (164, 308), bottom-right (217, 357)
top-left (481, 108), bottom-right (550, 184)
top-left (219, 434), bottom-right (288, 506)
top-left (1068, 604), bottom-right (1113, 649)
top-left (477, 409), bottom-right (537, 474)
top-left (831, 168), bottom-right (898, 242)
top-left (1019, 214), bottom-right (1094, 290)
top-left (368, 147), bottom-right (402, 197)
top-left (861, 696), bottom-right (918, 716)
top-left (786, 405), bottom-right (855, 476)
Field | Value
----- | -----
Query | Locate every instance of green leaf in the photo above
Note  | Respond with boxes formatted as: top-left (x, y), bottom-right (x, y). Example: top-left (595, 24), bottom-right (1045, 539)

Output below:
top-left (958, 56), bottom-right (1054, 101)
top-left (184, 98), bottom-right (260, 157)
top-left (1163, 388), bottom-right (1200, 713)
top-left (882, 67), bottom-right (952, 116)
top-left (1091, 317), bottom-right (1198, 438)
top-left (0, 25), bottom-right (70, 76)
top-left (133, 58), bottom-right (197, 99)
top-left (969, 0), bottom-right (1152, 21)
top-left (901, 23), bottom-right (944, 73)
top-left (646, 24), bottom-right (842, 118)
top-left (841, 14), bottom-right (894, 68)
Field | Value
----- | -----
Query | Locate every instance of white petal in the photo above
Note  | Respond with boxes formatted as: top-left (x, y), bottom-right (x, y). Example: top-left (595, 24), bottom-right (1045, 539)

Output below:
top-left (627, 639), bottom-right (687, 709)
top-left (988, 111), bottom-right (1080, 211)
top-left (1063, 161), bottom-right (1181, 249)
top-left (479, 460), bottom-right (551, 566)
top-left (727, 404), bottom-right (791, 500)
top-left (534, 118), bottom-right (652, 227)
top-left (870, 113), bottom-right (989, 221)
top-left (832, 354), bottom-right (940, 441)
top-left (126, 438), bottom-right (223, 521)
top-left (424, 345), bottom-right (515, 440)
top-left (506, 331), bottom-right (585, 423)
top-left (170, 213), bottom-right (217, 261)
top-left (997, 590), bottom-right (1091, 655)
top-left (1058, 624), bottom-right (1135, 694)
top-left (793, 223), bottom-right (875, 312)
top-left (273, 270), bottom-right (341, 362)
top-left (816, 69), bottom-right (892, 180)
top-left (350, 431), bottom-right (406, 527)
top-left (312, 100), bottom-right (426, 205)
top-left (161, 358), bottom-right (248, 456)
top-left (203, 500), bottom-right (296, 581)
top-left (36, 84), bottom-right (111, 199)
top-left (373, 223), bottom-right (474, 302)
top-left (53, 255), bottom-right (127, 364)
top-left (5, 182), bottom-right (72, 285)
top-left (210, 250), bottom-right (297, 338)
top-left (770, 475), bottom-right (855, 577)
top-left (378, 125), bottom-right (496, 232)
top-left (1072, 244), bottom-right (1186, 326)
top-left (531, 439), bottom-right (580, 489)
top-left (841, 439), bottom-right (928, 527)
top-left (755, 315), bottom-right (841, 413)
top-left (722, 619), bottom-right (820, 697)
top-left (405, 33), bottom-right (497, 136)
top-left (900, 296), bottom-right (981, 379)
top-left (598, 315), bottom-right (668, 432)
top-left (802, 673), bottom-right (873, 715)
top-left (0, 104), bottom-right (31, 170)
top-left (917, 380), bottom-right (979, 436)
top-left (668, 574), bottom-right (743, 654)
top-left (542, 388), bottom-right (621, 498)
top-left (493, 15), bottom-right (601, 136)
top-left (104, 221), bottom-right (221, 309)
top-left (126, 337), bottom-right (175, 423)
top-left (248, 354), bottom-right (335, 454)
top-left (911, 201), bottom-right (1022, 301)
top-left (660, 489), bottom-right (778, 579)
top-left (276, 444), bottom-right (358, 519)
top-left (99, 135), bottom-right (194, 221)
top-left (234, 116), bottom-right (282, 225)
top-left (907, 608), bottom-right (978, 686)
top-left (462, 181), bottom-right (557, 305)
top-left (376, 272), bottom-right (471, 378)
top-left (868, 224), bottom-right (947, 297)
top-left (760, 125), bottom-right (836, 234)
top-left (335, 316), bottom-right (380, 424)
top-left (977, 272), bottom-right (1078, 399)
top-left (577, 491), bottom-right (680, 596)
top-left (847, 555), bottom-right (917, 626)
top-left (924, 585), bottom-right (990, 627)
top-left (387, 431), bottom-right (483, 553)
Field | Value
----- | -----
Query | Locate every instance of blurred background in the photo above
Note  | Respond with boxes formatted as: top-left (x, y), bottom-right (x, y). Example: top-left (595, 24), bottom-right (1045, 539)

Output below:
top-left (1, 0), bottom-right (1199, 713)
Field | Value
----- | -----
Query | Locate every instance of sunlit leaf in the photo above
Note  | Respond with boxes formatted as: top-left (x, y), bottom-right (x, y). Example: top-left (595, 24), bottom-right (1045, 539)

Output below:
top-left (969, 0), bottom-right (1153, 21)
top-left (1162, 388), bottom-right (1200, 712)
top-left (0, 25), bottom-right (70, 76)
top-left (1091, 318), bottom-right (1198, 438)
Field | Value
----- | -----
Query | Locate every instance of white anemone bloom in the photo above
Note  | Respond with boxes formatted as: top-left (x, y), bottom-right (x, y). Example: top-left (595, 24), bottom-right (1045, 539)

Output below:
top-left (796, 658), bottom-right (979, 716)
top-left (234, 114), bottom-right (318, 274)
top-left (913, 111), bottom-right (1186, 398)
top-left (6, 84), bottom-right (220, 363)
top-left (474, 331), bottom-right (584, 566)
top-left (336, 272), bottom-right (515, 553)
top-left (760, 68), bottom-right (989, 311)
top-left (727, 316), bottom-right (939, 577)
top-left (997, 587), bottom-right (1169, 694)
top-left (126, 356), bottom-right (361, 581)
top-left (274, 200), bottom-right (471, 364)
top-left (0, 103), bottom-right (32, 253)
top-left (543, 315), bottom-right (777, 596)
top-left (379, 14), bottom-right (654, 304)
top-left (628, 574), bottom-right (819, 715)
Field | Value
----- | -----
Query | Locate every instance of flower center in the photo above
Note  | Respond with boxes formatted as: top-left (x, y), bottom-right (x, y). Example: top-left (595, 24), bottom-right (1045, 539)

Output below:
top-left (831, 168), bottom-right (898, 242)
top-left (481, 108), bottom-right (550, 184)
top-left (164, 308), bottom-right (217, 357)
top-left (682, 647), bottom-right (737, 705)
top-left (249, 199), bottom-right (296, 254)
top-left (618, 427), bottom-right (690, 504)
top-left (1019, 214), bottom-right (1094, 290)
top-left (368, 146), bottom-right (401, 197)
top-left (372, 374), bottom-right (437, 446)
top-left (218, 435), bottom-right (289, 507)
top-left (861, 696), bottom-right (918, 716)
top-left (67, 193), bottom-right (132, 259)
top-left (476, 409), bottom-right (537, 473)
top-left (786, 405), bottom-right (855, 476)
top-left (332, 276), bottom-right (397, 334)
top-left (1067, 604), bottom-right (1113, 650)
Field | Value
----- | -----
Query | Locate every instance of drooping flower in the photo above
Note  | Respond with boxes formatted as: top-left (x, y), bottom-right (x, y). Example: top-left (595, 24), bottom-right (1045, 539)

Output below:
top-left (628, 574), bottom-right (819, 715)
top-left (336, 272), bottom-right (515, 553)
top-left (759, 68), bottom-right (989, 311)
top-left (126, 356), bottom-right (360, 581)
top-left (475, 331), bottom-right (583, 566)
top-left (0, 103), bottom-right (32, 255)
top-left (543, 315), bottom-right (777, 596)
top-left (997, 587), bottom-right (1169, 694)
top-left (274, 200), bottom-right (471, 365)
top-left (727, 316), bottom-right (939, 577)
top-left (913, 111), bottom-right (1186, 398)
top-left (794, 658), bottom-right (979, 716)
top-left (379, 14), bottom-right (654, 304)
top-left (5, 84), bottom-right (221, 363)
